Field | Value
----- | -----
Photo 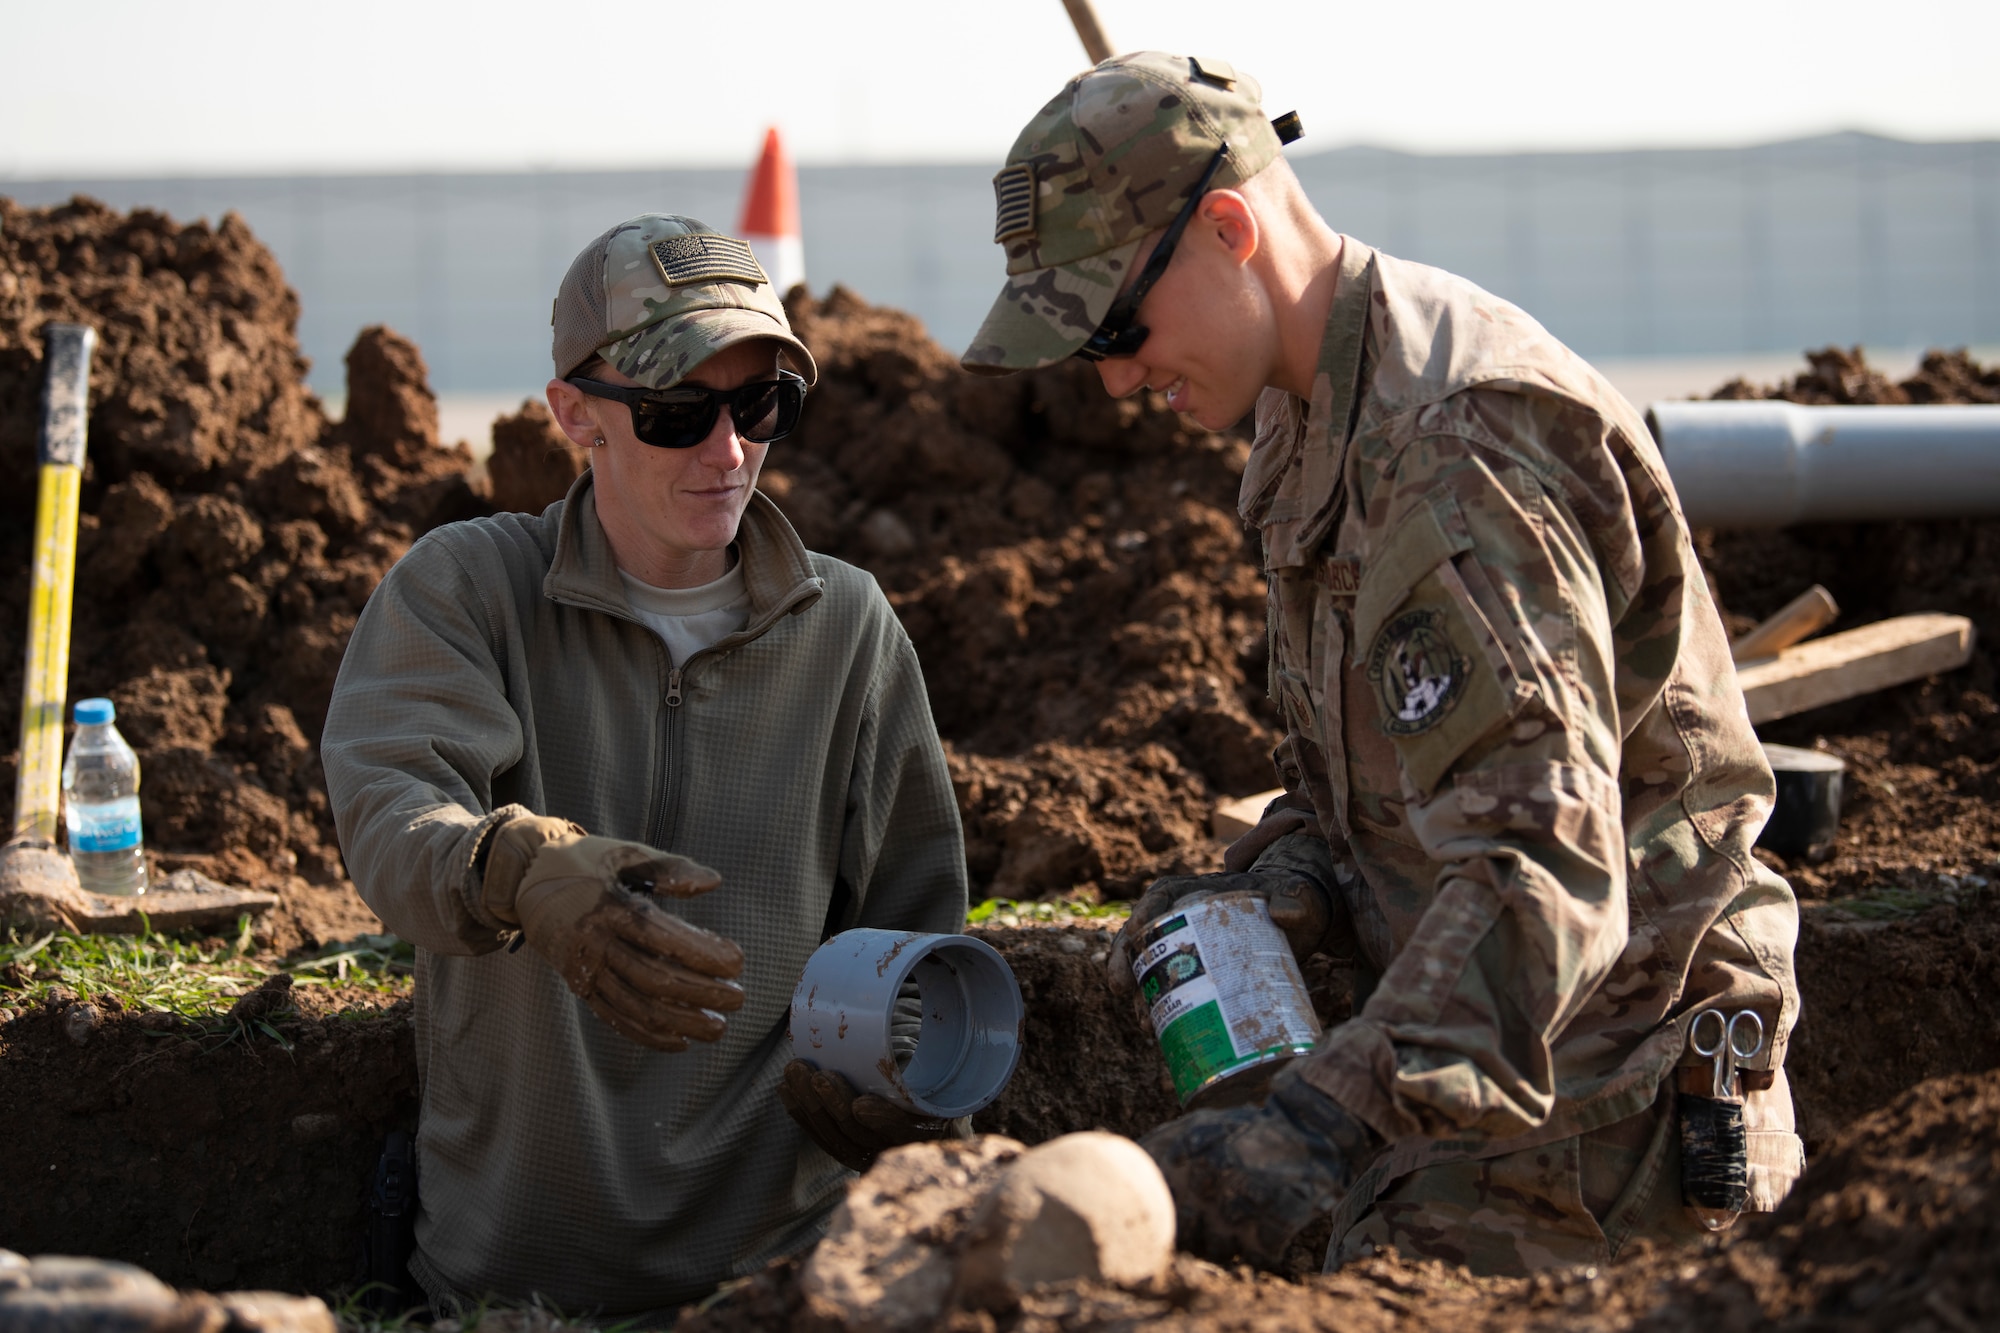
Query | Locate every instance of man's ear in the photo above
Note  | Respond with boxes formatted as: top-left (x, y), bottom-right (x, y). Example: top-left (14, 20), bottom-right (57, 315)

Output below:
top-left (1195, 189), bottom-right (1260, 268)
top-left (545, 378), bottom-right (603, 448)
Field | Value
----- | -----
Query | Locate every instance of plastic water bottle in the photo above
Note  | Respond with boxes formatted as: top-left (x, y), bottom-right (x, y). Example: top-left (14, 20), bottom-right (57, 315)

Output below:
top-left (62, 697), bottom-right (147, 896)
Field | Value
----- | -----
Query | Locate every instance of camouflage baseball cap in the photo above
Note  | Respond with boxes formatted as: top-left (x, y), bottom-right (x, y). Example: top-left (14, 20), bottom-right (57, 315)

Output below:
top-left (551, 214), bottom-right (818, 389)
top-left (960, 52), bottom-right (1290, 376)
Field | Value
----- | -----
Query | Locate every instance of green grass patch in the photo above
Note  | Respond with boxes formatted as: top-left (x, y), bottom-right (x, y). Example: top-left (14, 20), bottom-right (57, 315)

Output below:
top-left (967, 896), bottom-right (1131, 927)
top-left (290, 933), bottom-right (417, 992)
top-left (0, 921), bottom-right (414, 1019)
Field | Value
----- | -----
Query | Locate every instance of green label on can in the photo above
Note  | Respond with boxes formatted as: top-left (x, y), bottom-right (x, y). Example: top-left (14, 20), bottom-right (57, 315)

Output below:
top-left (1156, 997), bottom-right (1234, 1100)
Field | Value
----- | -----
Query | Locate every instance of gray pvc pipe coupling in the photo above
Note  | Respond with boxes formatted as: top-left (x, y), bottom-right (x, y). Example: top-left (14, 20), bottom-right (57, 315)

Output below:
top-left (791, 929), bottom-right (1024, 1119)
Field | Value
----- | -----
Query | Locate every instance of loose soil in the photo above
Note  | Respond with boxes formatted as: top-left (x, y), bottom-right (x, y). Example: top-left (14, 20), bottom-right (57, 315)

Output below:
top-left (4, 200), bottom-right (2000, 1327)
top-left (688, 1063), bottom-right (2000, 1333)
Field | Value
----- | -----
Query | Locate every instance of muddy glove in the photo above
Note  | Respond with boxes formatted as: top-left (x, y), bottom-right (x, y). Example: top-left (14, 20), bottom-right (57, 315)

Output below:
top-left (782, 978), bottom-right (972, 1169)
top-left (480, 813), bottom-right (745, 1052)
top-left (1107, 856), bottom-right (1335, 1004)
top-left (1141, 1063), bottom-right (1382, 1270)
top-left (779, 1049), bottom-right (973, 1173)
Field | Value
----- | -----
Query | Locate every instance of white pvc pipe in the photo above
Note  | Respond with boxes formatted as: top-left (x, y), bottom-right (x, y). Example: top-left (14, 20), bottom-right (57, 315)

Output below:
top-left (1646, 401), bottom-right (2000, 529)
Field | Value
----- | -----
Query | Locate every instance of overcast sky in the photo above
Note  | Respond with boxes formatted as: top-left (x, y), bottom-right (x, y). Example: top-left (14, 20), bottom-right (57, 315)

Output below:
top-left (2, 0), bottom-right (1995, 177)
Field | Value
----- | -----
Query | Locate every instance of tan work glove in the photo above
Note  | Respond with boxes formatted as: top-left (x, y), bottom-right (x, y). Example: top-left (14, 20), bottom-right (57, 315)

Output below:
top-left (480, 814), bottom-right (745, 1051)
top-left (777, 1059), bottom-right (972, 1172)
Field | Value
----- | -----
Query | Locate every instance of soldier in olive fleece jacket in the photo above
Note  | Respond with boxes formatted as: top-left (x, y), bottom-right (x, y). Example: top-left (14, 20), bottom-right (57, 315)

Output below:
top-left (322, 213), bottom-right (968, 1316)
top-left (323, 476), bottom-right (966, 1313)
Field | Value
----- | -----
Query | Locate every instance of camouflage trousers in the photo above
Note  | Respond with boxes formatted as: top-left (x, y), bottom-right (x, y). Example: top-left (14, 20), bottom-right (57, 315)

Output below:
top-left (1331, 1081), bottom-right (1708, 1275)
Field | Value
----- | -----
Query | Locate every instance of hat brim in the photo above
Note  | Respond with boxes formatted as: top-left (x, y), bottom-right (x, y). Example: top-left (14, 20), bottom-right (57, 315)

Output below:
top-left (958, 237), bottom-right (1146, 377)
top-left (601, 305), bottom-right (819, 391)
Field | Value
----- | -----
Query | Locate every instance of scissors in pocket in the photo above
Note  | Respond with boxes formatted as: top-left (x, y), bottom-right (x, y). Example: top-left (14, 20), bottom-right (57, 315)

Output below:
top-left (1688, 1007), bottom-right (1765, 1099)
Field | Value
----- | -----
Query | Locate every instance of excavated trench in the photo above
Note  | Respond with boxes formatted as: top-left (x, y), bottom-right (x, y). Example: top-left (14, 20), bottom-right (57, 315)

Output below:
top-left (2, 197), bottom-right (1999, 1328)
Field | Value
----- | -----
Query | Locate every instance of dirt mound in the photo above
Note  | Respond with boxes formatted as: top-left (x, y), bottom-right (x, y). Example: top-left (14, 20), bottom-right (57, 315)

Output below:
top-left (485, 399), bottom-right (585, 515)
top-left (766, 287), bottom-right (1275, 899)
top-left (0, 197), bottom-right (486, 950)
top-left (1709, 345), bottom-right (2000, 405)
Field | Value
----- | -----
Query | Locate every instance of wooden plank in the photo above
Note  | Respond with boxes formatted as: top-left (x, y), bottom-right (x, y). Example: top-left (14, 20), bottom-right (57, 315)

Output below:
top-left (1212, 788), bottom-right (1284, 843)
top-left (1738, 613), bottom-right (1974, 724)
top-left (1730, 584), bottom-right (1840, 663)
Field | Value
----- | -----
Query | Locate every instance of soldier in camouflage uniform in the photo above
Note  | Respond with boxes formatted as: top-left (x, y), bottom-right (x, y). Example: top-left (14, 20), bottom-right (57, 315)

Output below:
top-left (961, 53), bottom-right (1804, 1276)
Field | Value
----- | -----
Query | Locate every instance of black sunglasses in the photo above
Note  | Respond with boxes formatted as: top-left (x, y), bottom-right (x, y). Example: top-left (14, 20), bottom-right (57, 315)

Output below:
top-left (566, 370), bottom-right (808, 449)
top-left (1073, 143), bottom-right (1232, 363)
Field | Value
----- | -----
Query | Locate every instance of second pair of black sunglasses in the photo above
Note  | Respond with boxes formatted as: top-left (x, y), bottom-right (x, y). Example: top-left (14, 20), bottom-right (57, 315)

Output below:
top-left (567, 369), bottom-right (808, 449)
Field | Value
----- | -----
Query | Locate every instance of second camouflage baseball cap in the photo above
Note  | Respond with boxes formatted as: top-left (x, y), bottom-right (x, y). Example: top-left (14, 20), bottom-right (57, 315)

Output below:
top-left (551, 214), bottom-right (818, 389)
top-left (960, 52), bottom-right (1293, 376)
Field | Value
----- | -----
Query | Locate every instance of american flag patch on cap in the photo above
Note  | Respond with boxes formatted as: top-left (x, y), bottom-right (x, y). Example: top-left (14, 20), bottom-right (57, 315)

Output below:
top-left (650, 233), bottom-right (769, 288)
top-left (992, 163), bottom-right (1036, 244)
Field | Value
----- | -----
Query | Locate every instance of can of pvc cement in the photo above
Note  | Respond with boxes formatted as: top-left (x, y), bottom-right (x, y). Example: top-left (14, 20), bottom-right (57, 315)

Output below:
top-left (1133, 892), bottom-right (1320, 1108)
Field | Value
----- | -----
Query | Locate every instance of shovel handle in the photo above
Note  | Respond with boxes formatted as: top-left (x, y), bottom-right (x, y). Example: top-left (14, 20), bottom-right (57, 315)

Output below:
top-left (1060, 0), bottom-right (1115, 64)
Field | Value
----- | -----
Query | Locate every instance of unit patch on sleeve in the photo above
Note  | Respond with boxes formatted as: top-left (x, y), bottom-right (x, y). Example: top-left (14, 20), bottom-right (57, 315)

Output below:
top-left (1365, 607), bottom-right (1468, 735)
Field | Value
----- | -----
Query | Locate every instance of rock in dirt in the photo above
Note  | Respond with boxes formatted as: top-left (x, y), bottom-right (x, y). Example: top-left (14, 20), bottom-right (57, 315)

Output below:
top-left (0, 1249), bottom-right (333, 1333)
top-left (0, 841), bottom-right (94, 934)
top-left (223, 973), bottom-right (293, 1026)
top-left (696, 1064), bottom-right (2000, 1332)
top-left (799, 1130), bottom-right (1174, 1329)
top-left (61, 1002), bottom-right (101, 1047)
top-left (286, 1112), bottom-right (340, 1143)
top-left (800, 1135), bottom-right (1025, 1332)
top-left (954, 1131), bottom-right (1176, 1311)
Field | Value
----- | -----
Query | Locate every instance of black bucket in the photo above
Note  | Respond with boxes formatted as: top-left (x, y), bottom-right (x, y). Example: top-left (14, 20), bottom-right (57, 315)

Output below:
top-left (1756, 743), bottom-right (1845, 862)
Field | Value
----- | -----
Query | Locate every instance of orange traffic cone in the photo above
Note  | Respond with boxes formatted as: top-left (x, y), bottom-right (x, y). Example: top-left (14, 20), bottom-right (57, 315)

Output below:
top-left (739, 127), bottom-right (804, 296)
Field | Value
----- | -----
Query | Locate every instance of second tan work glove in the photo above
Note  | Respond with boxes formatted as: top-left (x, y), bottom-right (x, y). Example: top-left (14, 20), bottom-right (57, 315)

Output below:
top-left (777, 1060), bottom-right (973, 1172)
top-left (480, 813), bottom-right (746, 1051)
